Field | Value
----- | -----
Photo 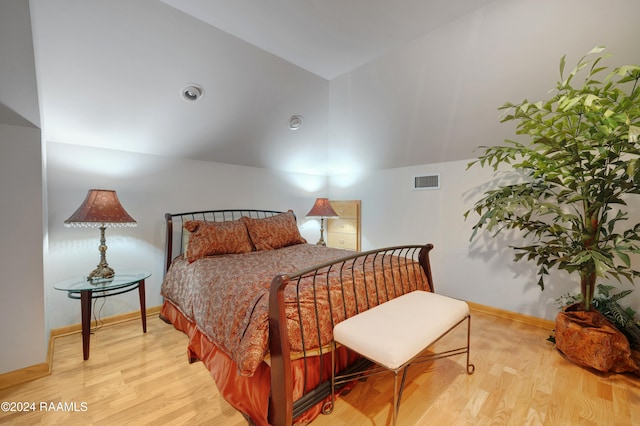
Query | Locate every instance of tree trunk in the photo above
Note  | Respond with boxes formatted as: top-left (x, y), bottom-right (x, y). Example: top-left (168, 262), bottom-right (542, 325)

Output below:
top-left (580, 269), bottom-right (596, 311)
top-left (580, 209), bottom-right (598, 312)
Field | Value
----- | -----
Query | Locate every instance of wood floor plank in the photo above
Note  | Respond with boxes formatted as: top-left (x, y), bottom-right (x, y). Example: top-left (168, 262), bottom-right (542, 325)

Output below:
top-left (0, 309), bottom-right (638, 425)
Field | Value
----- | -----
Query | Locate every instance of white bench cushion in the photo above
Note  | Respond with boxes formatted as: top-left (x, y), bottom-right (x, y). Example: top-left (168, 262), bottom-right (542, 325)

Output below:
top-left (333, 290), bottom-right (469, 370)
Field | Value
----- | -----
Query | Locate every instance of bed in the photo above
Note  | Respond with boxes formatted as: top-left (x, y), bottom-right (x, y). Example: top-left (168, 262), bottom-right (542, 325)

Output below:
top-left (160, 209), bottom-right (435, 425)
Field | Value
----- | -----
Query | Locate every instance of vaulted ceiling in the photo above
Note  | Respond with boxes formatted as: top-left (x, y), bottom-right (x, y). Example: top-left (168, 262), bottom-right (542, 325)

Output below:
top-left (4, 0), bottom-right (640, 174)
top-left (158, 0), bottom-right (498, 80)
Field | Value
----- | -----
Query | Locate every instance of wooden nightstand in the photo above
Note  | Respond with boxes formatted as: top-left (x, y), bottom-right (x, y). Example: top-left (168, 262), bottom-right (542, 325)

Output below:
top-left (327, 200), bottom-right (361, 251)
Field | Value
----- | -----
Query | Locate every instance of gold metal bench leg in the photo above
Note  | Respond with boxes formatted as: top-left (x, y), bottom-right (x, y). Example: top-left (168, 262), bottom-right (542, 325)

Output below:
top-left (393, 369), bottom-right (399, 426)
top-left (393, 366), bottom-right (410, 426)
top-left (466, 315), bottom-right (476, 374)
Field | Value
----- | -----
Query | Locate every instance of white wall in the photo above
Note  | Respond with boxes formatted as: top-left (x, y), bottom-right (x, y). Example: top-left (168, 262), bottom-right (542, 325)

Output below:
top-left (327, 0), bottom-right (640, 172)
top-left (329, 160), bottom-right (640, 321)
top-left (0, 123), bottom-right (45, 374)
top-left (45, 142), bottom-right (329, 331)
top-left (48, 142), bottom-right (640, 327)
top-left (0, 0), bottom-right (39, 127)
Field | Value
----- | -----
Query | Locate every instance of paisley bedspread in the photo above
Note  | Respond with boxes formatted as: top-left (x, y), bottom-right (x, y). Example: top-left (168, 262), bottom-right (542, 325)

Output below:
top-left (161, 243), bottom-right (428, 376)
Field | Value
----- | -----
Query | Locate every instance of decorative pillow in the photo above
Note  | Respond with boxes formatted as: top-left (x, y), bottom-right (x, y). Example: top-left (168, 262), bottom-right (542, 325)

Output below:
top-left (183, 219), bottom-right (254, 262)
top-left (242, 210), bottom-right (307, 251)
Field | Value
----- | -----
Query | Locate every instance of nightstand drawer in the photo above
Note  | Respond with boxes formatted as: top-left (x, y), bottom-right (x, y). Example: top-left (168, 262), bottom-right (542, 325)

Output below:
top-left (330, 201), bottom-right (358, 219)
top-left (327, 233), bottom-right (358, 251)
top-left (327, 218), bottom-right (357, 234)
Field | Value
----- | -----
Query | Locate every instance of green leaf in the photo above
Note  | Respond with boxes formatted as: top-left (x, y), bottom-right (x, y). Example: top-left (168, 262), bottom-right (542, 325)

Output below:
top-left (588, 46), bottom-right (606, 55)
top-left (584, 94), bottom-right (599, 107)
top-left (615, 249), bottom-right (631, 267)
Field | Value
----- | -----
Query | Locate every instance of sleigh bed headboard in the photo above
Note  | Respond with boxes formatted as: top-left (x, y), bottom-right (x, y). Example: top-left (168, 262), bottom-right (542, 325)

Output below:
top-left (164, 209), bottom-right (286, 274)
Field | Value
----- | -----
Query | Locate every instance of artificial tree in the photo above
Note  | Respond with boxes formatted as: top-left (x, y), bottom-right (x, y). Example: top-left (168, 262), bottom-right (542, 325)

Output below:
top-left (465, 47), bottom-right (640, 313)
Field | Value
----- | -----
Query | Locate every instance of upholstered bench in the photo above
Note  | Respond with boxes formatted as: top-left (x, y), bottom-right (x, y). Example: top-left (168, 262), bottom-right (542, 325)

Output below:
top-left (330, 290), bottom-right (474, 425)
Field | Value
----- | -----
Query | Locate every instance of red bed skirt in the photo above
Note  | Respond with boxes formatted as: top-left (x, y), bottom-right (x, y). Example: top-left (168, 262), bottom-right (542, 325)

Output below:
top-left (161, 300), bottom-right (343, 425)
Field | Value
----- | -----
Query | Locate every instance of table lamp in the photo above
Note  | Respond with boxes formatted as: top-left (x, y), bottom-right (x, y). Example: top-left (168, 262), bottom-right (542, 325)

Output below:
top-left (64, 189), bottom-right (137, 282)
top-left (306, 198), bottom-right (339, 246)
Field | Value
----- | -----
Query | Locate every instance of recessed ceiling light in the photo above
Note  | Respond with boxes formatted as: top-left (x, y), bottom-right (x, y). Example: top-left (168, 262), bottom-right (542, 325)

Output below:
top-left (288, 115), bottom-right (303, 130)
top-left (182, 84), bottom-right (204, 102)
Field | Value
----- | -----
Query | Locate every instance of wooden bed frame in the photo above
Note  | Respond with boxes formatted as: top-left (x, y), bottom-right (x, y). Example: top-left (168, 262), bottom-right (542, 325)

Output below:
top-left (162, 209), bottom-right (435, 426)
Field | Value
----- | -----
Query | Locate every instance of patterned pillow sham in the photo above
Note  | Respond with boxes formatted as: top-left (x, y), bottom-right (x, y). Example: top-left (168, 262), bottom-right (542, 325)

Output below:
top-left (183, 219), bottom-right (254, 262)
top-left (242, 210), bottom-right (307, 251)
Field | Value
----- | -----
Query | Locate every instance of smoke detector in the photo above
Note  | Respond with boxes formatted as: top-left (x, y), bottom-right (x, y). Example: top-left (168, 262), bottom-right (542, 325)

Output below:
top-left (288, 115), bottom-right (304, 130)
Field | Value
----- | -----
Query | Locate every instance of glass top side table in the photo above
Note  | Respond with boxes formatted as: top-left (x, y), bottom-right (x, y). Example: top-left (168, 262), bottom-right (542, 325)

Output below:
top-left (54, 270), bottom-right (151, 360)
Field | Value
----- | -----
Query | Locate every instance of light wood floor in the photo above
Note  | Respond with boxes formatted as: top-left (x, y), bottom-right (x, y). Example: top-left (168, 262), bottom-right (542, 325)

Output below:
top-left (1, 310), bottom-right (638, 425)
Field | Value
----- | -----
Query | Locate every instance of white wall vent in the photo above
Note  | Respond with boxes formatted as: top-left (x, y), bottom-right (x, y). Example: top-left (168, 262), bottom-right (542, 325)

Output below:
top-left (413, 174), bottom-right (440, 190)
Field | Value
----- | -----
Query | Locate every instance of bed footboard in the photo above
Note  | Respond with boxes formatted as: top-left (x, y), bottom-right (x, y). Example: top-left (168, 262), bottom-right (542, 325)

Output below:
top-left (268, 244), bottom-right (434, 426)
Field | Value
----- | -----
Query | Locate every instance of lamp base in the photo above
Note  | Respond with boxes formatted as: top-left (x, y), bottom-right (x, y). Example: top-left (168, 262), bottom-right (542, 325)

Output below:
top-left (87, 225), bottom-right (115, 283)
top-left (87, 264), bottom-right (114, 283)
top-left (316, 218), bottom-right (327, 246)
